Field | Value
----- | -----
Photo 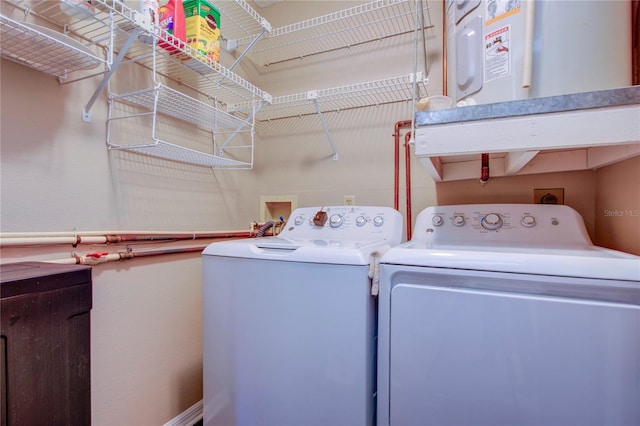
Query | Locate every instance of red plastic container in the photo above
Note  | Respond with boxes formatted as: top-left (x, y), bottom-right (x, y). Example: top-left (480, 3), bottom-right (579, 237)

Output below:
top-left (158, 0), bottom-right (186, 53)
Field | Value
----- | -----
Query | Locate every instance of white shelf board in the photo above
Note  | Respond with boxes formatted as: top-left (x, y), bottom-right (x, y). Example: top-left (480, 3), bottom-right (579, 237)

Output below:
top-left (414, 86), bottom-right (640, 182)
top-left (422, 145), bottom-right (640, 182)
top-left (415, 104), bottom-right (639, 157)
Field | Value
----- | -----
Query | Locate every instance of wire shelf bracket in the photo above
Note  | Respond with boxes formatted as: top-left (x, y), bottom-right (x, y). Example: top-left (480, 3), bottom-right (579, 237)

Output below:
top-left (310, 94), bottom-right (339, 160)
top-left (83, 27), bottom-right (140, 122)
top-left (226, 19), bottom-right (272, 72)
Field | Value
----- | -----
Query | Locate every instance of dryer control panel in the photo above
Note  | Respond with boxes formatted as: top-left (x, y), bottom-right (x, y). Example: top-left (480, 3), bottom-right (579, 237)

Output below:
top-left (413, 204), bottom-right (592, 246)
top-left (281, 206), bottom-right (403, 245)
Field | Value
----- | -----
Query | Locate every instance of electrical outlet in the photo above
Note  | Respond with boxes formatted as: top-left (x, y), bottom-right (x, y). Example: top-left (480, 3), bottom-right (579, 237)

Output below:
top-left (533, 188), bottom-right (564, 204)
top-left (344, 196), bottom-right (355, 206)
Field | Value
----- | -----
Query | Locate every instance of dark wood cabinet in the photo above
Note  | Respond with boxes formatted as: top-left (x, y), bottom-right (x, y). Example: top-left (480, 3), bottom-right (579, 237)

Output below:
top-left (1, 262), bottom-right (92, 426)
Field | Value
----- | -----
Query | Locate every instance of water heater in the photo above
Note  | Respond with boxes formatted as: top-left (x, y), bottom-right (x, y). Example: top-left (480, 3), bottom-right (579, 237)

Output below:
top-left (446, 0), bottom-right (632, 104)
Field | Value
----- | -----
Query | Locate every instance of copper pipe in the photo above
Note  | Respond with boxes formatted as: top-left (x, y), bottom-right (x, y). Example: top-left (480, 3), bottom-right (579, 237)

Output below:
top-left (393, 120), bottom-right (413, 211)
top-left (110, 232), bottom-right (250, 243)
top-left (48, 245), bottom-right (209, 265)
top-left (442, 0), bottom-right (448, 96)
top-left (128, 246), bottom-right (207, 257)
top-left (404, 131), bottom-right (413, 241)
top-left (480, 153), bottom-right (490, 184)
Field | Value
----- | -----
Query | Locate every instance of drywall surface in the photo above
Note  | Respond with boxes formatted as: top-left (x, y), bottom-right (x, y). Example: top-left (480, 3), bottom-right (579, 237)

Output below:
top-left (595, 156), bottom-right (640, 255)
top-left (89, 255), bottom-right (204, 425)
top-left (0, 54), bottom-right (244, 423)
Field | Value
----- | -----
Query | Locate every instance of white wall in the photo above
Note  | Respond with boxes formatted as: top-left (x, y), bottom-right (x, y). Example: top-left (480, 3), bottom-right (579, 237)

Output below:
top-left (0, 56), bottom-right (231, 424)
top-left (246, 0), bottom-right (442, 231)
top-left (0, 1), bottom-right (441, 423)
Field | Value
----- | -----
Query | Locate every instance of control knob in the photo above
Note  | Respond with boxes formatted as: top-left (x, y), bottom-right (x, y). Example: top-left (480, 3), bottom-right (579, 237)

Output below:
top-left (329, 214), bottom-right (344, 228)
top-left (481, 213), bottom-right (503, 230)
top-left (294, 216), bottom-right (305, 226)
top-left (432, 215), bottom-right (444, 226)
top-left (521, 215), bottom-right (536, 227)
top-left (373, 216), bottom-right (384, 226)
top-left (356, 216), bottom-right (367, 226)
top-left (452, 215), bottom-right (465, 226)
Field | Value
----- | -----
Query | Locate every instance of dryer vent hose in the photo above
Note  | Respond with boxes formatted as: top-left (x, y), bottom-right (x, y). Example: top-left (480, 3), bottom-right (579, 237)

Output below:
top-left (256, 221), bottom-right (275, 237)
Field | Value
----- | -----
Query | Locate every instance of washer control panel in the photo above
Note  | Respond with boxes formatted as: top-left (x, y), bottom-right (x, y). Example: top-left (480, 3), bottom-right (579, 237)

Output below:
top-left (281, 206), bottom-right (403, 245)
top-left (415, 204), bottom-right (592, 246)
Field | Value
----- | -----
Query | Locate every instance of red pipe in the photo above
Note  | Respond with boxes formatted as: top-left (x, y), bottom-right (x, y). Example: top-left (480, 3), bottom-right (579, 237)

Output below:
top-left (51, 245), bottom-right (210, 265)
top-left (392, 120), bottom-right (415, 241)
top-left (107, 231), bottom-right (251, 243)
top-left (442, 0), bottom-right (447, 96)
top-left (481, 153), bottom-right (490, 184)
top-left (128, 246), bottom-right (207, 257)
top-left (404, 131), bottom-right (413, 241)
top-left (393, 120), bottom-right (413, 211)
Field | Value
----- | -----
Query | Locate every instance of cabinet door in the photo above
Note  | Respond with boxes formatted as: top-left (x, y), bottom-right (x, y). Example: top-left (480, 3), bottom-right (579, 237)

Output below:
top-left (1, 283), bottom-right (91, 426)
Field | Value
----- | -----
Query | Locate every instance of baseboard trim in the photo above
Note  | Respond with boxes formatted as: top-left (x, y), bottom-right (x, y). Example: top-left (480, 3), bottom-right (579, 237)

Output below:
top-left (164, 399), bottom-right (203, 426)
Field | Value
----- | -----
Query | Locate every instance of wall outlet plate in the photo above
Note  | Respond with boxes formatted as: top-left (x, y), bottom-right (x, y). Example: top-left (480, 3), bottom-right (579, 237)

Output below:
top-left (344, 196), bottom-right (355, 206)
top-left (533, 188), bottom-right (564, 204)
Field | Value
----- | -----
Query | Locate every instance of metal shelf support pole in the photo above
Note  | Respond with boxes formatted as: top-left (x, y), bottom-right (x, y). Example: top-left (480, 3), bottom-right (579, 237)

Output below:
top-left (311, 97), bottom-right (338, 160)
top-left (82, 28), bottom-right (141, 122)
top-left (227, 24), bottom-right (270, 72)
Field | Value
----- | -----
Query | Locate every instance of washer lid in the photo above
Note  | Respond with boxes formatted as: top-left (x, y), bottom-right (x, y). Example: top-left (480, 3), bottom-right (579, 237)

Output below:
top-left (380, 241), bottom-right (640, 282)
top-left (203, 236), bottom-right (392, 265)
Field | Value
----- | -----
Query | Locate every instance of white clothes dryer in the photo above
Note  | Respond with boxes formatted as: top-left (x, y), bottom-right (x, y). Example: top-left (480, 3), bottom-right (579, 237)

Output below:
top-left (202, 206), bottom-right (402, 426)
top-left (377, 204), bottom-right (639, 426)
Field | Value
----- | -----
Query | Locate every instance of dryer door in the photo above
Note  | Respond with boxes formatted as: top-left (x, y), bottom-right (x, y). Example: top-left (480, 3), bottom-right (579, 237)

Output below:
top-left (389, 280), bottom-right (640, 426)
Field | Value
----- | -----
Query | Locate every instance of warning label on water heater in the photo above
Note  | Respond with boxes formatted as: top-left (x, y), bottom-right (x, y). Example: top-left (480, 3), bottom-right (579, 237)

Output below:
top-left (484, 25), bottom-right (510, 82)
top-left (485, 0), bottom-right (521, 26)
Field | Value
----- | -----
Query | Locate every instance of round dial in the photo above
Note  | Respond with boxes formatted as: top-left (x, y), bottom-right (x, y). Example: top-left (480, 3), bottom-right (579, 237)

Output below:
top-left (521, 215), bottom-right (536, 227)
top-left (329, 214), bottom-right (343, 228)
top-left (294, 216), bottom-right (305, 226)
top-left (452, 215), bottom-right (465, 226)
top-left (481, 213), bottom-right (503, 230)
top-left (373, 216), bottom-right (384, 226)
top-left (356, 216), bottom-right (367, 226)
top-left (432, 215), bottom-right (444, 226)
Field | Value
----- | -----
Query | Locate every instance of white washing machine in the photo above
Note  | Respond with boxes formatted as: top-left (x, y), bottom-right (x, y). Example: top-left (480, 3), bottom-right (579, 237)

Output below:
top-left (377, 204), bottom-right (640, 426)
top-left (202, 206), bottom-right (402, 426)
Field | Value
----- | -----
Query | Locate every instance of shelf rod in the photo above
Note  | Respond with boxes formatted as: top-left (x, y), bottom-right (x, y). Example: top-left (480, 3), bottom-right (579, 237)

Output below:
top-left (83, 28), bottom-right (141, 122)
top-left (312, 98), bottom-right (338, 160)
